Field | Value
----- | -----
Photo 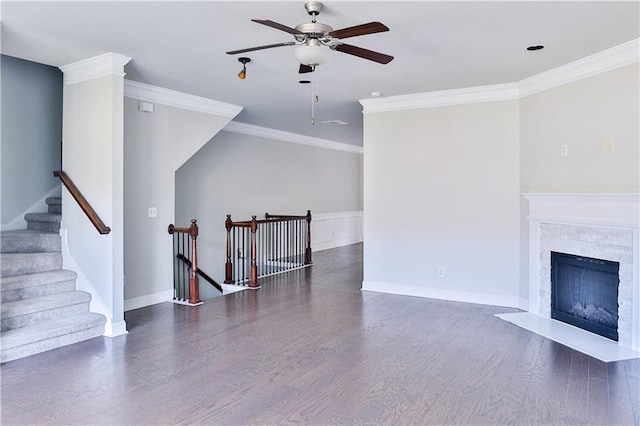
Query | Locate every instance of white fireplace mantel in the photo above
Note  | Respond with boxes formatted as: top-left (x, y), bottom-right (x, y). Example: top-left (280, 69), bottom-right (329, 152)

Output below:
top-left (522, 192), bottom-right (640, 351)
top-left (524, 192), bottom-right (640, 227)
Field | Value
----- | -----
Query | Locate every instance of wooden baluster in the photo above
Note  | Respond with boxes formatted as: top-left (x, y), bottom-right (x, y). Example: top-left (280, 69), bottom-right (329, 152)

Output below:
top-left (188, 219), bottom-right (201, 305)
top-left (224, 215), bottom-right (234, 284)
top-left (249, 216), bottom-right (258, 288)
top-left (305, 210), bottom-right (312, 265)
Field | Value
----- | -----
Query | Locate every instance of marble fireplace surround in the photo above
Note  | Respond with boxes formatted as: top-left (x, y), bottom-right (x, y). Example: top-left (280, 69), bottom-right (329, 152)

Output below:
top-left (522, 193), bottom-right (640, 352)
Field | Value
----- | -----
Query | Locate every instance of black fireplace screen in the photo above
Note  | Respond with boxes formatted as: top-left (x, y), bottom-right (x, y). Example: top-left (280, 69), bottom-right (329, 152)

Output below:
top-left (551, 251), bottom-right (619, 341)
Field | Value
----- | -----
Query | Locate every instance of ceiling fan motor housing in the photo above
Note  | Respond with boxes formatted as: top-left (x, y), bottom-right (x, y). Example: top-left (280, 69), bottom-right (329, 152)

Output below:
top-left (304, 1), bottom-right (324, 17)
top-left (294, 22), bottom-right (333, 42)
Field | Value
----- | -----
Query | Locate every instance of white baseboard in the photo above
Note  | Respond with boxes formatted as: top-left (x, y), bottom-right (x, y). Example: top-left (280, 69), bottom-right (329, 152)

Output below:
top-left (362, 280), bottom-right (520, 308)
top-left (104, 320), bottom-right (129, 337)
top-left (1, 185), bottom-right (60, 230)
top-left (518, 297), bottom-right (529, 311)
top-left (124, 290), bottom-right (173, 312)
top-left (312, 211), bottom-right (362, 251)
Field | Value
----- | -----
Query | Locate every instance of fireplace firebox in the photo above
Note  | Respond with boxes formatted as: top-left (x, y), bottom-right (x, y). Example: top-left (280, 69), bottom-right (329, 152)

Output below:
top-left (551, 251), bottom-right (620, 341)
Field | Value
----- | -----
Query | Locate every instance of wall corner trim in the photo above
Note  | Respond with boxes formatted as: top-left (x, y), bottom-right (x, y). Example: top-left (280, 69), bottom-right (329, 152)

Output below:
top-left (222, 121), bottom-right (364, 154)
top-left (360, 38), bottom-right (639, 113)
top-left (59, 52), bottom-right (131, 85)
top-left (123, 80), bottom-right (244, 118)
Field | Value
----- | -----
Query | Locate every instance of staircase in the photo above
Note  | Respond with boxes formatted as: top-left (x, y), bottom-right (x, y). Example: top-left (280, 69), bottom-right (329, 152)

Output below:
top-left (0, 197), bottom-right (106, 363)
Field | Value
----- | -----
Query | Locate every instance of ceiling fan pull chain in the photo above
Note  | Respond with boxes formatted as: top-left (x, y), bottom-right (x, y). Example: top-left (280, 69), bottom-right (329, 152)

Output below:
top-left (311, 78), bottom-right (315, 125)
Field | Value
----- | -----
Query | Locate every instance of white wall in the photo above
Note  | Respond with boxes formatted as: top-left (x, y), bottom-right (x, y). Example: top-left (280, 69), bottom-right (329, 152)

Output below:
top-left (520, 63), bottom-right (639, 192)
top-left (174, 128), bottom-right (363, 296)
top-left (1, 55), bottom-right (62, 227)
top-left (362, 101), bottom-right (521, 307)
top-left (60, 57), bottom-right (128, 336)
top-left (518, 63), bottom-right (639, 308)
top-left (123, 96), bottom-right (238, 310)
top-left (361, 48), bottom-right (639, 310)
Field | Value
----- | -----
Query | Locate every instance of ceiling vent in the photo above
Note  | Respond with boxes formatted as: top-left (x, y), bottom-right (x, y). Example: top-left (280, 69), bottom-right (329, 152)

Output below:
top-left (321, 119), bottom-right (348, 126)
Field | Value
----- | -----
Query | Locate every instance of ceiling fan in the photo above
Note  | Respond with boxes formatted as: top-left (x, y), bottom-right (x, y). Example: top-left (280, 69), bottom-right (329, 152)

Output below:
top-left (226, 1), bottom-right (394, 74)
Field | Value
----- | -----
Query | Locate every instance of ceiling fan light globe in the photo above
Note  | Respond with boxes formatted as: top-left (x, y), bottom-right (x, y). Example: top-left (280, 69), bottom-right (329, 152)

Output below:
top-left (295, 44), bottom-right (329, 66)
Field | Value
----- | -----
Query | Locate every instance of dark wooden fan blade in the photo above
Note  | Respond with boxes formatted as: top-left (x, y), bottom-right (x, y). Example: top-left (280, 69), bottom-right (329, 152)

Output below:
top-left (252, 19), bottom-right (304, 35)
top-left (334, 43), bottom-right (394, 64)
top-left (299, 64), bottom-right (314, 73)
top-left (226, 42), bottom-right (295, 55)
top-left (329, 22), bottom-right (389, 39)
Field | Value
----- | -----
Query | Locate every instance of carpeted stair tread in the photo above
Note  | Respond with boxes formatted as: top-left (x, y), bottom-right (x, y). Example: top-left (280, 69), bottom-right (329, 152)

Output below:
top-left (1, 290), bottom-right (91, 331)
top-left (46, 197), bottom-right (62, 214)
top-left (24, 213), bottom-right (62, 223)
top-left (1, 270), bottom-right (77, 302)
top-left (1, 290), bottom-right (91, 320)
top-left (1, 252), bottom-right (62, 277)
top-left (25, 212), bottom-right (61, 233)
top-left (1, 230), bottom-right (61, 253)
top-left (0, 313), bottom-right (105, 363)
top-left (0, 198), bottom-right (108, 363)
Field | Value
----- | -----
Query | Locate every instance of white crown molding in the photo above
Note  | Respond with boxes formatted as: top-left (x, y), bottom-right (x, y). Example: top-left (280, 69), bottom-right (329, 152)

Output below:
top-left (360, 38), bottom-right (639, 113)
top-left (123, 80), bottom-right (243, 118)
top-left (59, 52), bottom-right (131, 85)
top-left (360, 83), bottom-right (519, 114)
top-left (518, 38), bottom-right (640, 98)
top-left (222, 121), bottom-right (364, 154)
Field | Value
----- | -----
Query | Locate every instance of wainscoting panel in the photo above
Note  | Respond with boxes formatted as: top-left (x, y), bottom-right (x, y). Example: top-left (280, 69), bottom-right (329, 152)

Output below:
top-left (311, 211), bottom-right (363, 252)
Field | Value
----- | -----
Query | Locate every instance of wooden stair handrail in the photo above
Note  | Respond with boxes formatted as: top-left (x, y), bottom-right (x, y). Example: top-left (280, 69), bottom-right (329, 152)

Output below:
top-left (176, 253), bottom-right (223, 293)
top-left (53, 171), bottom-right (111, 235)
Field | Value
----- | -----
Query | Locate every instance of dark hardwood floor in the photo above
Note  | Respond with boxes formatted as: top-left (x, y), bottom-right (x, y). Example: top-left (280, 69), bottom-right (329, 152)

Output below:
top-left (2, 243), bottom-right (639, 425)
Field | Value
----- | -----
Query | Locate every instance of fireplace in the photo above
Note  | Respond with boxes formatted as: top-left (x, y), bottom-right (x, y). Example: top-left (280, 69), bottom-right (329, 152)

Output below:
top-left (550, 251), bottom-right (619, 341)
top-left (522, 193), bottom-right (639, 352)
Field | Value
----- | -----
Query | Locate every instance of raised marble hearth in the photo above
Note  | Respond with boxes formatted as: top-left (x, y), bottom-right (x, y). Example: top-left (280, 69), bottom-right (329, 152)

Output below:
top-left (522, 193), bottom-right (639, 352)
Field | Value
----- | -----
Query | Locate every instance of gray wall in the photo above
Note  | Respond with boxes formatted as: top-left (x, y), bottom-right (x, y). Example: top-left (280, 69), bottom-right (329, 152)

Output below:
top-left (175, 129), bottom-right (363, 296)
top-left (123, 97), bottom-right (232, 304)
top-left (1, 55), bottom-right (62, 224)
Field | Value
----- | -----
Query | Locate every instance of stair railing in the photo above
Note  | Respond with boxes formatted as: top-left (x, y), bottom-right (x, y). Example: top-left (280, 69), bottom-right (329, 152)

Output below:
top-left (168, 219), bottom-right (202, 305)
top-left (225, 211), bottom-right (312, 288)
top-left (53, 171), bottom-right (110, 234)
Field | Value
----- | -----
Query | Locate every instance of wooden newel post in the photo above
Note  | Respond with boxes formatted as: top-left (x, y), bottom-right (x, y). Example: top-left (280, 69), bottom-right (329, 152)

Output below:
top-left (305, 210), bottom-right (312, 265)
top-left (188, 219), bottom-right (201, 305)
top-left (249, 216), bottom-right (258, 288)
top-left (224, 215), bottom-right (234, 284)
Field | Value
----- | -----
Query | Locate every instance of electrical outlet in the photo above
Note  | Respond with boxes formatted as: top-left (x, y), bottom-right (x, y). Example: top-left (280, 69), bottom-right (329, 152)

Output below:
top-left (602, 139), bottom-right (614, 152)
top-left (147, 207), bottom-right (157, 218)
top-left (560, 144), bottom-right (568, 156)
top-left (438, 267), bottom-right (445, 277)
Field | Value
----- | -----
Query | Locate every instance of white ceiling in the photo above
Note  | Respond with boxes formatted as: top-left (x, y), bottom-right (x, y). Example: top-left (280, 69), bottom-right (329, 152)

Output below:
top-left (1, 1), bottom-right (638, 146)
